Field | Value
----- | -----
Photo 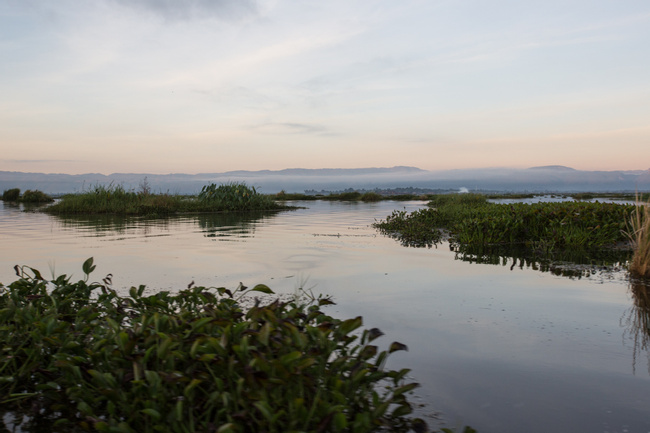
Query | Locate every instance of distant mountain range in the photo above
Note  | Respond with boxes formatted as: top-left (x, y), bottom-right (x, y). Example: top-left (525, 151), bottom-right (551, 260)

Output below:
top-left (1, 165), bottom-right (649, 195)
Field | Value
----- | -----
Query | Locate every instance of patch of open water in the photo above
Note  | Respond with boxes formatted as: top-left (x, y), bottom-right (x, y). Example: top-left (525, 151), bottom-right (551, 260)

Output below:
top-left (1, 200), bottom-right (649, 433)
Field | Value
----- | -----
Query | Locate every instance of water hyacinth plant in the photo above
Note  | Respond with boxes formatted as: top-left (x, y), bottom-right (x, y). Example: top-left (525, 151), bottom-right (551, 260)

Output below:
top-left (374, 195), bottom-right (635, 254)
top-left (198, 182), bottom-right (280, 212)
top-left (0, 259), bottom-right (430, 433)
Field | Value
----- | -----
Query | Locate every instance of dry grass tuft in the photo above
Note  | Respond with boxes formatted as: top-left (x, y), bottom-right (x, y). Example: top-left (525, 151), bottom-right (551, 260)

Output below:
top-left (626, 196), bottom-right (650, 278)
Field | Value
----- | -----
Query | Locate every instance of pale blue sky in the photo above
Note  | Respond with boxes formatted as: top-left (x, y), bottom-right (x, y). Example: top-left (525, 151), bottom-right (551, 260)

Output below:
top-left (1, 0), bottom-right (649, 174)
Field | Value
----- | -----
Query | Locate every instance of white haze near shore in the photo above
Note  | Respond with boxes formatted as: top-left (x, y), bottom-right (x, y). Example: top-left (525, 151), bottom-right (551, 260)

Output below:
top-left (1, 166), bottom-right (649, 195)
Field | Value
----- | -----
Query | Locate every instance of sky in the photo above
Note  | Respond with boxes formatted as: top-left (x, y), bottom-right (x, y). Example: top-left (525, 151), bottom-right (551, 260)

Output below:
top-left (1, 0), bottom-right (649, 175)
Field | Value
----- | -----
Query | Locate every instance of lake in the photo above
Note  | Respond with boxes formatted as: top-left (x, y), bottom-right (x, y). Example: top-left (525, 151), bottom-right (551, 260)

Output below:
top-left (1, 200), bottom-right (649, 433)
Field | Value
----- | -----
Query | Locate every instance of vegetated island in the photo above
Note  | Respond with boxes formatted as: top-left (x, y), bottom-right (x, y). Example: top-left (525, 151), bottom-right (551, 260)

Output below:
top-left (40, 182), bottom-right (294, 216)
top-left (0, 258), bottom-right (478, 433)
top-left (374, 193), bottom-right (650, 279)
top-left (1, 187), bottom-right (54, 204)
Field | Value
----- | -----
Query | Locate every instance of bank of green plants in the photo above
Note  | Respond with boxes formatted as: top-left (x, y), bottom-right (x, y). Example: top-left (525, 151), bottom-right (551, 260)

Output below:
top-left (43, 184), bottom-right (184, 216)
top-left (197, 182), bottom-right (280, 212)
top-left (2, 188), bottom-right (21, 201)
top-left (43, 183), bottom-right (289, 216)
top-left (360, 192), bottom-right (382, 202)
top-left (0, 259), bottom-right (435, 433)
top-left (374, 194), bottom-right (635, 254)
top-left (273, 191), bottom-right (435, 202)
top-left (1, 188), bottom-right (53, 203)
top-left (20, 189), bottom-right (54, 203)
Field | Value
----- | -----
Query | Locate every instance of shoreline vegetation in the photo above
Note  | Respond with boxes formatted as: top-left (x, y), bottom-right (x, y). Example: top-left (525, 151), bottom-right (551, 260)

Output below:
top-left (3, 179), bottom-right (649, 216)
top-left (373, 193), bottom-right (650, 279)
top-left (0, 258), bottom-right (479, 433)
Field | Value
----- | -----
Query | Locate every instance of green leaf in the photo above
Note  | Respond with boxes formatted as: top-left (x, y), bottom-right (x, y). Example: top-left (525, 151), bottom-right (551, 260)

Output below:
top-left (27, 266), bottom-right (44, 281)
top-left (393, 382), bottom-right (419, 397)
top-left (367, 327), bottom-right (384, 342)
top-left (339, 316), bottom-right (363, 335)
top-left (280, 351), bottom-right (302, 364)
top-left (217, 423), bottom-right (237, 433)
top-left (82, 257), bottom-right (96, 276)
top-left (141, 408), bottom-right (161, 420)
top-left (391, 402), bottom-right (413, 417)
top-left (250, 284), bottom-right (274, 294)
top-left (389, 341), bottom-right (408, 353)
top-left (254, 401), bottom-right (273, 421)
top-left (333, 412), bottom-right (348, 430)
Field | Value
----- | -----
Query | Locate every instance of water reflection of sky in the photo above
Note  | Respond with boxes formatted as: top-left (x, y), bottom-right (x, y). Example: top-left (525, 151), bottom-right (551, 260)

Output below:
top-left (1, 200), bottom-right (649, 433)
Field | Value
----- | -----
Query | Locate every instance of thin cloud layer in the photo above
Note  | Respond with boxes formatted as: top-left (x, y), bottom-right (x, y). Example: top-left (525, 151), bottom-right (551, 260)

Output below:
top-left (0, 0), bottom-right (649, 174)
top-left (109, 0), bottom-right (259, 21)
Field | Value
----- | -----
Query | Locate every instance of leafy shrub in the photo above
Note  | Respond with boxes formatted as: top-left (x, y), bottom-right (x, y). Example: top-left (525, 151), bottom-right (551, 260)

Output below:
top-left (336, 191), bottom-right (362, 201)
top-left (0, 259), bottom-right (427, 433)
top-left (2, 188), bottom-right (20, 201)
top-left (198, 182), bottom-right (279, 211)
top-left (20, 189), bottom-right (54, 203)
top-left (361, 192), bottom-right (382, 202)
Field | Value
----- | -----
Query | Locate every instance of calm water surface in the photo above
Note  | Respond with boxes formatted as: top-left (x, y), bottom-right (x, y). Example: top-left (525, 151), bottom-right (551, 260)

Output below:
top-left (1, 200), bottom-right (649, 433)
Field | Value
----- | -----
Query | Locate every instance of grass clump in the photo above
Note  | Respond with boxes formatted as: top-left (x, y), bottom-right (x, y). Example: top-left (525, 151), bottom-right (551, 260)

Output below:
top-left (2, 188), bottom-right (20, 201)
top-left (0, 259), bottom-right (430, 433)
top-left (625, 197), bottom-right (650, 278)
top-left (43, 184), bottom-right (182, 216)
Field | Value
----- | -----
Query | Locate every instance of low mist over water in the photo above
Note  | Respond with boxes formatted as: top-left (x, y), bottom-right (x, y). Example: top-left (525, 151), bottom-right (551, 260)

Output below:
top-left (2, 165), bottom-right (649, 195)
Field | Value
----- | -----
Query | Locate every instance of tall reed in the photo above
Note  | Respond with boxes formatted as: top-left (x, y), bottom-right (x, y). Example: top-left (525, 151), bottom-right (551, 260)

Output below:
top-left (626, 197), bottom-right (650, 278)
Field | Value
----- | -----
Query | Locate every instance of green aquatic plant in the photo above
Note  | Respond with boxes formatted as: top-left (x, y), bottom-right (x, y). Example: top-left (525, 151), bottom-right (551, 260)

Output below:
top-left (374, 208), bottom-right (445, 248)
top-left (20, 189), bottom-right (54, 203)
top-left (43, 184), bottom-right (182, 215)
top-left (2, 188), bottom-right (20, 201)
top-left (0, 259), bottom-right (431, 433)
top-left (360, 192), bottom-right (382, 202)
top-left (328, 191), bottom-right (362, 201)
top-left (375, 195), bottom-right (635, 255)
top-left (43, 183), bottom-right (290, 216)
top-left (198, 182), bottom-right (280, 211)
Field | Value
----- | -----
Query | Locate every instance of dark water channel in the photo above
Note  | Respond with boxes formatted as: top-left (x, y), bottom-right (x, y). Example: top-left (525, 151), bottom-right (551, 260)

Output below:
top-left (1, 200), bottom-right (649, 433)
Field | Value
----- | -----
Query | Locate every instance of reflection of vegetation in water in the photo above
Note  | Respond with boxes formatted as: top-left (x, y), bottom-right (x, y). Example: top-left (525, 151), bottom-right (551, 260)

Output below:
top-left (52, 214), bottom-right (177, 238)
top-left (51, 212), bottom-right (280, 242)
top-left (622, 280), bottom-right (650, 374)
top-left (196, 211), bottom-right (277, 240)
top-left (453, 244), bottom-right (631, 279)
